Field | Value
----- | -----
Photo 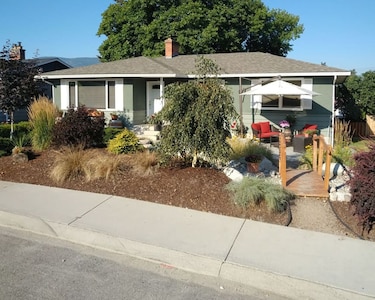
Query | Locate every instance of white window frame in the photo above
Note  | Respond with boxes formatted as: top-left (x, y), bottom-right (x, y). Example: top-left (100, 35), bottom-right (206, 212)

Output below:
top-left (61, 79), bottom-right (123, 110)
top-left (254, 78), bottom-right (313, 111)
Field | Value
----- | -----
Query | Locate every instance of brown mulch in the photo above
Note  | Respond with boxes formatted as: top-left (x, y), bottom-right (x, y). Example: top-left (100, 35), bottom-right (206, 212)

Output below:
top-left (0, 148), bottom-right (373, 241)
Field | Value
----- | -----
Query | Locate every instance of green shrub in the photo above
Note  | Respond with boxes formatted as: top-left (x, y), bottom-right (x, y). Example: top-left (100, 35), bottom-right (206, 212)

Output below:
top-left (15, 121), bottom-right (32, 135)
top-left (226, 177), bottom-right (295, 212)
top-left (348, 142), bottom-right (375, 233)
top-left (227, 137), bottom-right (273, 161)
top-left (0, 122), bottom-right (31, 139)
top-left (0, 124), bottom-right (11, 138)
top-left (332, 145), bottom-right (355, 167)
top-left (103, 127), bottom-right (124, 145)
top-left (28, 97), bottom-right (58, 151)
top-left (299, 144), bottom-right (313, 169)
top-left (0, 137), bottom-right (12, 154)
top-left (107, 129), bottom-right (143, 154)
top-left (52, 106), bottom-right (105, 148)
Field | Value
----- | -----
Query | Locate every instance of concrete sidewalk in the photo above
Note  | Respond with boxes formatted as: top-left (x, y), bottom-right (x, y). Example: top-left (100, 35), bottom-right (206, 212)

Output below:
top-left (0, 180), bottom-right (374, 299)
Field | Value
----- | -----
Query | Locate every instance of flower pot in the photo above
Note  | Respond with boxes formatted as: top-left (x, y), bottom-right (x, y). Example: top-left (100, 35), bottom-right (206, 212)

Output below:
top-left (247, 162), bottom-right (260, 173)
top-left (284, 127), bottom-right (292, 143)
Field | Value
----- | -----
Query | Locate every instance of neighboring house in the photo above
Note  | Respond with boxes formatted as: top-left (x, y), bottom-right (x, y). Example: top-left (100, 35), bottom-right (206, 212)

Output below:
top-left (0, 42), bottom-right (100, 123)
top-left (38, 39), bottom-right (351, 142)
top-left (35, 57), bottom-right (100, 99)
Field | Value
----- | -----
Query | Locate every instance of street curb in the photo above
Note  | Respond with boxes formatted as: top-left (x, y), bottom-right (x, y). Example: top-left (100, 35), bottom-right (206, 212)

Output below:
top-left (0, 210), bottom-right (373, 300)
top-left (0, 210), bottom-right (222, 276)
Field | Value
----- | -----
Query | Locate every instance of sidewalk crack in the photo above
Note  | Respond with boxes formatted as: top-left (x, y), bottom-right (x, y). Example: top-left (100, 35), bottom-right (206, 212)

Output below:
top-left (68, 196), bottom-right (113, 225)
top-left (218, 218), bottom-right (246, 275)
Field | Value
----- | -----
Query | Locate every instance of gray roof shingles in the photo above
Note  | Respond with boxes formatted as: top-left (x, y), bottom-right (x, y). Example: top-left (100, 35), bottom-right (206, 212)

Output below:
top-left (41, 52), bottom-right (349, 77)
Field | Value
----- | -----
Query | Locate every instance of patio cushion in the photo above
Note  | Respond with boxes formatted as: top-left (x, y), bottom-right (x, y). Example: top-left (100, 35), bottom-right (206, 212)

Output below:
top-left (259, 122), bottom-right (271, 133)
top-left (251, 123), bottom-right (261, 132)
top-left (302, 124), bottom-right (318, 130)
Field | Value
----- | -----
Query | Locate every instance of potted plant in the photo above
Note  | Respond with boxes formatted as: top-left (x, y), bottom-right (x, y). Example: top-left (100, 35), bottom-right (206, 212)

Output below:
top-left (279, 119), bottom-right (292, 142)
top-left (110, 113), bottom-right (118, 120)
top-left (147, 113), bottom-right (162, 130)
top-left (245, 154), bottom-right (262, 173)
top-left (304, 129), bottom-right (318, 137)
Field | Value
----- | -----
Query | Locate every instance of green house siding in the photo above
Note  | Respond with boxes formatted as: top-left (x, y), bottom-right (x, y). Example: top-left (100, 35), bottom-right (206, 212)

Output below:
top-left (52, 82), bottom-right (62, 108)
top-left (227, 77), bottom-right (336, 139)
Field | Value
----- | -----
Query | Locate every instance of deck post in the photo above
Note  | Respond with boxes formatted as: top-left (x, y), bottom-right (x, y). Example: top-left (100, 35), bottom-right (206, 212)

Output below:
top-left (279, 133), bottom-right (287, 187)
top-left (324, 145), bottom-right (332, 191)
top-left (312, 135), bottom-right (318, 172)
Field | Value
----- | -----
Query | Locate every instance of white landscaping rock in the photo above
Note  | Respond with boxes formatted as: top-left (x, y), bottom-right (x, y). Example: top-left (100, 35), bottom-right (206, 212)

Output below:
top-left (223, 167), bottom-right (243, 182)
top-left (336, 192), bottom-right (352, 202)
top-left (322, 163), bottom-right (345, 178)
top-left (259, 158), bottom-right (278, 173)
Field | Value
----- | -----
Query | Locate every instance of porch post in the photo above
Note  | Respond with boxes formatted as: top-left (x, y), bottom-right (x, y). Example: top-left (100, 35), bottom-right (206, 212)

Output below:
top-left (160, 77), bottom-right (164, 106)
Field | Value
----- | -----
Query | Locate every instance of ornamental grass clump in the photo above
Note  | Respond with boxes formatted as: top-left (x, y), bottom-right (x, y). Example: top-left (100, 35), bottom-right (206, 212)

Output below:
top-left (226, 177), bottom-right (295, 212)
top-left (227, 137), bottom-right (272, 161)
top-left (131, 150), bottom-right (159, 177)
top-left (50, 146), bottom-right (123, 184)
top-left (50, 145), bottom-right (88, 184)
top-left (28, 96), bottom-right (59, 151)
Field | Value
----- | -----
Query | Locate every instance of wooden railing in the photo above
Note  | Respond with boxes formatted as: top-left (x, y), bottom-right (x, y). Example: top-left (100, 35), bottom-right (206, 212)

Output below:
top-left (312, 134), bottom-right (332, 191)
top-left (279, 133), bottom-right (333, 190)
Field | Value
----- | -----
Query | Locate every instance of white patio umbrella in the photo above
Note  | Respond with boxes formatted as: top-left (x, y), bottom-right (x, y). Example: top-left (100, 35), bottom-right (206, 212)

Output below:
top-left (240, 79), bottom-right (320, 96)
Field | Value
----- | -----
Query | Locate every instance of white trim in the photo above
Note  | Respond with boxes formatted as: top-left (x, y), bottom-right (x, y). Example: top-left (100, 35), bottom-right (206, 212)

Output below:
top-left (60, 78), bottom-right (123, 110)
top-left (146, 80), bottom-right (164, 116)
top-left (115, 79), bottom-right (123, 111)
top-left (40, 74), bottom-right (179, 80)
top-left (60, 80), bottom-right (70, 109)
top-left (188, 72), bottom-right (351, 79)
top-left (38, 71), bottom-right (350, 80)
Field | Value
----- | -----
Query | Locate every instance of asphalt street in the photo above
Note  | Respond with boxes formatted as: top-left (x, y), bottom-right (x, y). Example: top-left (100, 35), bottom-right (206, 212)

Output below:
top-left (0, 227), bottom-right (287, 300)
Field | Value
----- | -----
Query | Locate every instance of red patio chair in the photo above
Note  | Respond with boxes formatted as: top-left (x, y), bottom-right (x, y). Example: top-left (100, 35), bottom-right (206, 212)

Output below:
top-left (251, 122), bottom-right (279, 143)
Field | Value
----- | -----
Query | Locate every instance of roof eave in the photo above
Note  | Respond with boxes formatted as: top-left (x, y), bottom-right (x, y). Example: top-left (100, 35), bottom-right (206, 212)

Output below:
top-left (38, 73), bottom-right (184, 79)
top-left (212, 71), bottom-right (352, 78)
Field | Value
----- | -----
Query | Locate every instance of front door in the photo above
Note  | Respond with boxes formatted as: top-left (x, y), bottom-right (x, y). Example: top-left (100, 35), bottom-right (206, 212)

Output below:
top-left (147, 81), bottom-right (163, 116)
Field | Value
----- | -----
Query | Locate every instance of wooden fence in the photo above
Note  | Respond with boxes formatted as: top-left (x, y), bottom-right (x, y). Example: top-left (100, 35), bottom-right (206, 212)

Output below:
top-left (349, 121), bottom-right (367, 137)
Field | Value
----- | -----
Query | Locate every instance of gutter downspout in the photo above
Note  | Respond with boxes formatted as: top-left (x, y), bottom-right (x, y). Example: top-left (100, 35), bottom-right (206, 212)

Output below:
top-left (331, 75), bottom-right (337, 146)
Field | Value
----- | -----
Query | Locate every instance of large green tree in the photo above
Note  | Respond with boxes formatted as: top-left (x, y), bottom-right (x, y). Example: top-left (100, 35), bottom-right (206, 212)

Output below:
top-left (97, 0), bottom-right (304, 61)
top-left (0, 40), bottom-right (40, 137)
top-left (336, 71), bottom-right (375, 121)
top-left (156, 57), bottom-right (238, 167)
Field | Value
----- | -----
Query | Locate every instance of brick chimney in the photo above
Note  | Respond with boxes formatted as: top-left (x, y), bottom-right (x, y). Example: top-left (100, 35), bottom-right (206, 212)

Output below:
top-left (10, 42), bottom-right (26, 60)
top-left (164, 38), bottom-right (179, 59)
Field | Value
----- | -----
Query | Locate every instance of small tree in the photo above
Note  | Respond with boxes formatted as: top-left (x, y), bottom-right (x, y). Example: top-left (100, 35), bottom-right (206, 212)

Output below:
top-left (156, 57), bottom-right (238, 167)
top-left (0, 40), bottom-right (40, 138)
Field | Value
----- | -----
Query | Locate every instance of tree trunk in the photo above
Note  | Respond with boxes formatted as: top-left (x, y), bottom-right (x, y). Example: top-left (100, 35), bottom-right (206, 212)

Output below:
top-left (192, 149), bottom-right (198, 168)
top-left (10, 111), bottom-right (14, 139)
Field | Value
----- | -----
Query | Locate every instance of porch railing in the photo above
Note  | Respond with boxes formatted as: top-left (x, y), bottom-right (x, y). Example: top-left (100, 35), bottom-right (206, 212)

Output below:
top-left (279, 133), bottom-right (332, 190)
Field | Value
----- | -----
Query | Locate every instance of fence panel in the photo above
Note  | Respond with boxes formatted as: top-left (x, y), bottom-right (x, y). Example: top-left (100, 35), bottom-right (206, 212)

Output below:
top-left (349, 121), bottom-right (367, 137)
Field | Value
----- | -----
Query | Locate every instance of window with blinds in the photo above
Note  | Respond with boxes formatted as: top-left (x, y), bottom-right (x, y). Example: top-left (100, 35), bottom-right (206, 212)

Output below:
top-left (69, 82), bottom-right (76, 108)
top-left (108, 81), bottom-right (115, 109)
top-left (78, 81), bottom-right (106, 108)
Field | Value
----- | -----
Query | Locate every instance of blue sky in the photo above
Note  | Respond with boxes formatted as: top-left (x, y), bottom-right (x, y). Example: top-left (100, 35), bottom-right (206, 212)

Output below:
top-left (1, 0), bottom-right (373, 74)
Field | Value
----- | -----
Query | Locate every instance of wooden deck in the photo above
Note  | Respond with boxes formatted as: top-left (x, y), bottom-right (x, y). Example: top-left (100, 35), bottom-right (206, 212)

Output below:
top-left (285, 169), bottom-right (329, 198)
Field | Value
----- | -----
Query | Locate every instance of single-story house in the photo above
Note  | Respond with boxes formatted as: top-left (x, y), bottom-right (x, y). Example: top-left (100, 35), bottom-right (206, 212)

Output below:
top-left (37, 39), bottom-right (351, 143)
